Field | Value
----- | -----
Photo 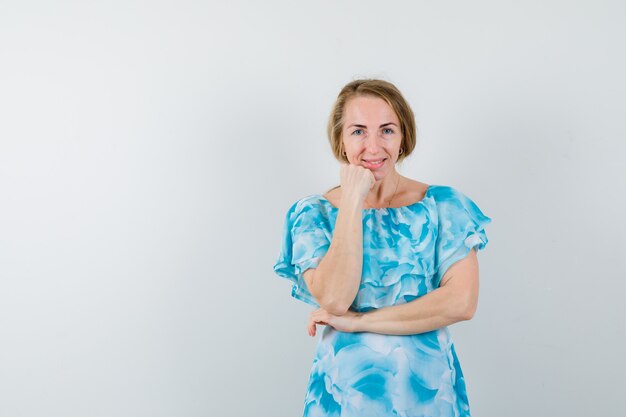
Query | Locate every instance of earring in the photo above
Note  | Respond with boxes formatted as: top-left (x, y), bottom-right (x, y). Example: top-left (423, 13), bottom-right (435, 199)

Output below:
top-left (342, 150), bottom-right (346, 156)
top-left (399, 148), bottom-right (404, 155)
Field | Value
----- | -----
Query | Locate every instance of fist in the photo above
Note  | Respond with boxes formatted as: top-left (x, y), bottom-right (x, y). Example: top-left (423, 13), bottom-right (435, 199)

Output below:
top-left (339, 162), bottom-right (376, 202)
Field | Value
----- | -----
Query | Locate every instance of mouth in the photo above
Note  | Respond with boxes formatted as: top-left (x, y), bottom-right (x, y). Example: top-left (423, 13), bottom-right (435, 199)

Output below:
top-left (362, 158), bottom-right (386, 169)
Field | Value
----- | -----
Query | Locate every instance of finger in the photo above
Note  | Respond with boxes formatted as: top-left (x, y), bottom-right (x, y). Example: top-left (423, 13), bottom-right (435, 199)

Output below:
top-left (309, 316), bottom-right (319, 337)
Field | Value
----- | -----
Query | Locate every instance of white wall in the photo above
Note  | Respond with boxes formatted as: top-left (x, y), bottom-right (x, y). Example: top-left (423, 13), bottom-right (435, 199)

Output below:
top-left (1, 1), bottom-right (624, 416)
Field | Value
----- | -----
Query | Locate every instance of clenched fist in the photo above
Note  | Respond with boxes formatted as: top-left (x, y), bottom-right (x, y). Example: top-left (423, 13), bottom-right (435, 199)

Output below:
top-left (339, 162), bottom-right (376, 206)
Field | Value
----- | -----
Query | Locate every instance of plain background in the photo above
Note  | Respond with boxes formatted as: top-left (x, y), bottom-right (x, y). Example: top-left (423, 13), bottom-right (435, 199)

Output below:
top-left (1, 1), bottom-right (625, 416)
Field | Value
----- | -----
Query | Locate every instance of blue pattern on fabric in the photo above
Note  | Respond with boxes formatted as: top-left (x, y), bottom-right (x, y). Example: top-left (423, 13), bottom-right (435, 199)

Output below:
top-left (273, 184), bottom-right (491, 416)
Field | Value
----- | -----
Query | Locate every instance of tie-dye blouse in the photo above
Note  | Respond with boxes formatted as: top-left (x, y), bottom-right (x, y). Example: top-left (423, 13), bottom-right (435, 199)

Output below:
top-left (273, 184), bottom-right (491, 417)
top-left (274, 184), bottom-right (491, 312)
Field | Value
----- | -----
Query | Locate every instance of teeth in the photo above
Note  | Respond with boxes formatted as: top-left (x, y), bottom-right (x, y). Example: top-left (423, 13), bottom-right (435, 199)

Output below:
top-left (365, 160), bottom-right (384, 163)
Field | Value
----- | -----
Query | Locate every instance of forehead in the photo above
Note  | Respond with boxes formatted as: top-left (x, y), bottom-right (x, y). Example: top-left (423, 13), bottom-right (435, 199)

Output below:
top-left (343, 95), bottom-right (399, 124)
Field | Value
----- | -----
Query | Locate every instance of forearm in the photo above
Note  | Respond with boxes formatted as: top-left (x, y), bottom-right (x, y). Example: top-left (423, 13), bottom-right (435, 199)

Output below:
top-left (311, 199), bottom-right (363, 314)
top-left (353, 286), bottom-right (470, 335)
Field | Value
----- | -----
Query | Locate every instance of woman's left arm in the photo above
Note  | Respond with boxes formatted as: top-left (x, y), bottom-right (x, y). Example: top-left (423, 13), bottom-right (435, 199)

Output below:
top-left (307, 249), bottom-right (480, 337)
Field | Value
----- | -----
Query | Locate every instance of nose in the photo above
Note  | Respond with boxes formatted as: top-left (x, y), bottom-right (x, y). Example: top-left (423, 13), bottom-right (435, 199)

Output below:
top-left (364, 133), bottom-right (384, 154)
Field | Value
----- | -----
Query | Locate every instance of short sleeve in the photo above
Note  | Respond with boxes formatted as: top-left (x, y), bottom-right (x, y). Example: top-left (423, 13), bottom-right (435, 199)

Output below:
top-left (434, 186), bottom-right (492, 287)
top-left (273, 198), bottom-right (330, 307)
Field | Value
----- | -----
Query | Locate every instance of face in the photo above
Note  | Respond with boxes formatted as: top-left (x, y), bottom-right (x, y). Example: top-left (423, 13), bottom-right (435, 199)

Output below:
top-left (341, 95), bottom-right (402, 181)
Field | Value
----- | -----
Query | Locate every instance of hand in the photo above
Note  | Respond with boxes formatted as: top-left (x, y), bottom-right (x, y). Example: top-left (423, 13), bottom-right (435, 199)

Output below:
top-left (307, 307), bottom-right (363, 337)
top-left (339, 162), bottom-right (376, 204)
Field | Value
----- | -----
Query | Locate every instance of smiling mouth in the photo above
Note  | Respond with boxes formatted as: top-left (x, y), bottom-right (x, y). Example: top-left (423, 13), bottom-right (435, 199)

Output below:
top-left (362, 158), bottom-right (386, 168)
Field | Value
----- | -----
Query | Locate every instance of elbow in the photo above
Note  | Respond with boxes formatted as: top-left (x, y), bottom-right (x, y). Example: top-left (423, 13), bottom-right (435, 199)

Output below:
top-left (454, 298), bottom-right (477, 321)
top-left (328, 303), bottom-right (350, 316)
top-left (306, 272), bottom-right (344, 314)
top-left (460, 307), bottom-right (476, 321)
top-left (310, 285), bottom-right (350, 315)
top-left (319, 298), bottom-right (350, 316)
top-left (457, 298), bottom-right (477, 321)
top-left (308, 272), bottom-right (353, 315)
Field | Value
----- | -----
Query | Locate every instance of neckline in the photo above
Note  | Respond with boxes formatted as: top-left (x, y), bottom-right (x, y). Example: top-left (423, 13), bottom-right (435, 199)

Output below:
top-left (317, 185), bottom-right (434, 211)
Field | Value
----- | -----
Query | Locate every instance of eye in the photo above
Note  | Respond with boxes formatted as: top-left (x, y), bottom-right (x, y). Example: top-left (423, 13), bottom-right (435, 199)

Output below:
top-left (351, 129), bottom-right (364, 136)
top-left (382, 128), bottom-right (394, 134)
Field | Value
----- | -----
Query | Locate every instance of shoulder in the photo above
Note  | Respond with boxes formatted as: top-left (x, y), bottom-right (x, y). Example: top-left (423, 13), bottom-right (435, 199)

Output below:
top-left (428, 184), bottom-right (467, 202)
top-left (428, 184), bottom-right (491, 225)
top-left (283, 194), bottom-right (327, 225)
top-left (428, 184), bottom-right (482, 209)
top-left (281, 195), bottom-right (333, 242)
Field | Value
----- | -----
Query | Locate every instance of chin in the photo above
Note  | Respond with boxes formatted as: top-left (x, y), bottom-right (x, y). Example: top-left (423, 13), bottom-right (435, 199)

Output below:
top-left (372, 170), bottom-right (387, 181)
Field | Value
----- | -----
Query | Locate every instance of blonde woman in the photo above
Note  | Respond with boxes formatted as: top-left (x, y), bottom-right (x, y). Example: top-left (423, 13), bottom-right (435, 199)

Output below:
top-left (274, 79), bottom-right (491, 417)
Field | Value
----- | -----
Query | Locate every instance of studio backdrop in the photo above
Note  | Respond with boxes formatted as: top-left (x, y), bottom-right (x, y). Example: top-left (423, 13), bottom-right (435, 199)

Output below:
top-left (1, 1), bottom-right (624, 416)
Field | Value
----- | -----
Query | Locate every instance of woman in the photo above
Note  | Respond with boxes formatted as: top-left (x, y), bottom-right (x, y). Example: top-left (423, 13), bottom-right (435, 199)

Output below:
top-left (273, 79), bottom-right (491, 417)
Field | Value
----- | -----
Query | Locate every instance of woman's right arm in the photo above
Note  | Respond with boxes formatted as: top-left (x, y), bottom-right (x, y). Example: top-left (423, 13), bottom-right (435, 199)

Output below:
top-left (302, 163), bottom-right (374, 315)
top-left (303, 195), bottom-right (363, 315)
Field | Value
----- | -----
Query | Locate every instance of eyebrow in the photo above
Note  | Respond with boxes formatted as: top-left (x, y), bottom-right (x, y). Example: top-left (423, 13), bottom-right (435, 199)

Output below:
top-left (347, 122), bottom-right (398, 129)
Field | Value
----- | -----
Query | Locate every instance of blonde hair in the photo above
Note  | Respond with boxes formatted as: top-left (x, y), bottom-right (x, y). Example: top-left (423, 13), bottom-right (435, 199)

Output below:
top-left (327, 78), bottom-right (417, 164)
